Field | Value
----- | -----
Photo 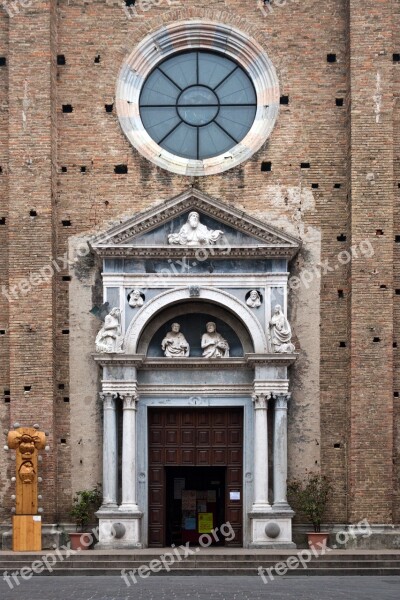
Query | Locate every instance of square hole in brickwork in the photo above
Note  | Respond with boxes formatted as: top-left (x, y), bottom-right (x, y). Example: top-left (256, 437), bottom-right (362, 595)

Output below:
top-left (80, 166), bottom-right (86, 173)
top-left (311, 183), bottom-right (319, 189)
top-left (394, 392), bottom-right (399, 398)
top-left (380, 284), bottom-right (387, 289)
top-left (62, 105), bottom-right (73, 113)
top-left (125, 0), bottom-right (136, 5)
top-left (395, 289), bottom-right (400, 295)
top-left (62, 275), bottom-right (71, 282)
top-left (105, 104), bottom-right (114, 113)
top-left (4, 397), bottom-right (10, 403)
top-left (62, 220), bottom-right (71, 227)
top-left (58, 384), bottom-right (65, 390)
top-left (24, 385), bottom-right (31, 391)
top-left (338, 289), bottom-right (344, 298)
top-left (334, 183), bottom-right (341, 189)
top-left (29, 209), bottom-right (37, 217)
top-left (393, 342), bottom-right (398, 348)
top-left (393, 54), bottom-right (400, 62)
top-left (114, 164), bottom-right (128, 174)
top-left (339, 341), bottom-right (346, 347)
top-left (333, 443), bottom-right (341, 449)
top-left (62, 329), bottom-right (69, 335)
top-left (61, 166), bottom-right (67, 173)
top-left (337, 233), bottom-right (346, 241)
top-left (60, 439), bottom-right (67, 444)
top-left (373, 337), bottom-right (380, 342)
top-left (0, 217), bottom-right (5, 225)
top-left (261, 161), bottom-right (271, 172)
top-left (94, 55), bottom-right (101, 64)
top-left (300, 162), bottom-right (310, 169)
top-left (0, 329), bottom-right (5, 335)
top-left (395, 235), bottom-right (400, 242)
top-left (64, 397), bottom-right (70, 403)
top-left (376, 229), bottom-right (384, 236)
top-left (0, 57), bottom-right (6, 67)
top-left (327, 53), bottom-right (337, 63)
top-left (57, 55), bottom-right (66, 65)
top-left (336, 98), bottom-right (344, 106)
top-left (0, 166), bottom-right (3, 174)
top-left (280, 95), bottom-right (289, 105)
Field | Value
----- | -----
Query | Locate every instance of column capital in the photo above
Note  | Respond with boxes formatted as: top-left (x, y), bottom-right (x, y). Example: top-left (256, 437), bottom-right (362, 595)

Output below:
top-left (100, 392), bottom-right (118, 409)
top-left (252, 392), bottom-right (271, 410)
top-left (120, 393), bottom-right (138, 410)
top-left (273, 393), bottom-right (291, 410)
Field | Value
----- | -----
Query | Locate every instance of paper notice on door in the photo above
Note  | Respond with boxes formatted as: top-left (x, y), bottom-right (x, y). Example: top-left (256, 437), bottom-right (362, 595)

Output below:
top-left (174, 478), bottom-right (185, 500)
top-left (198, 513), bottom-right (213, 533)
top-left (230, 491), bottom-right (240, 501)
top-left (207, 490), bottom-right (216, 502)
top-left (182, 490), bottom-right (196, 510)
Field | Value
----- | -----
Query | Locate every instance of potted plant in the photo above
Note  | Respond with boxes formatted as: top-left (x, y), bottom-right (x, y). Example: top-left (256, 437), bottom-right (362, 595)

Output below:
top-left (69, 485), bottom-right (102, 550)
top-left (288, 472), bottom-right (333, 548)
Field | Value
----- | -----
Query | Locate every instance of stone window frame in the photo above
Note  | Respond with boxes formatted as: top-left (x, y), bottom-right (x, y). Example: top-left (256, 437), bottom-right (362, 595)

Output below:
top-left (116, 20), bottom-right (280, 176)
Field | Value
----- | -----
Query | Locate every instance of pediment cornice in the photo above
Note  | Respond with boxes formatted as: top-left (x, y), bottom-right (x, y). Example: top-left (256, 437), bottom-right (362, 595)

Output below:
top-left (91, 188), bottom-right (301, 260)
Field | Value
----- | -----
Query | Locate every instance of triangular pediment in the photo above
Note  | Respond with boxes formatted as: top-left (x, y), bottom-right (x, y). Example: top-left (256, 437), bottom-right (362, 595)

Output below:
top-left (91, 189), bottom-right (301, 259)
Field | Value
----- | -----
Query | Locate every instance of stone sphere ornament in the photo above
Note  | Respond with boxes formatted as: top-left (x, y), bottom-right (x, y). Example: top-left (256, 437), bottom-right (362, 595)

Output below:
top-left (265, 522), bottom-right (281, 539)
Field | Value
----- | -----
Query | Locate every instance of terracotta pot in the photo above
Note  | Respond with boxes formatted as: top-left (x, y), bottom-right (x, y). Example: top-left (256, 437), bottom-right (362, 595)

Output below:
top-left (69, 532), bottom-right (92, 551)
top-left (307, 531), bottom-right (329, 550)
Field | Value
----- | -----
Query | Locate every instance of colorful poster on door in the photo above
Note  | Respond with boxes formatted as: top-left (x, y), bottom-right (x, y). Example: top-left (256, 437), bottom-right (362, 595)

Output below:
top-left (198, 512), bottom-right (213, 533)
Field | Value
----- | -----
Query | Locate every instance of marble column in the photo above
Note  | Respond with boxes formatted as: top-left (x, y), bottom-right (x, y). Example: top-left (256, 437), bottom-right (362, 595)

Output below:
top-left (119, 393), bottom-right (140, 512)
top-left (273, 393), bottom-right (290, 509)
top-left (100, 392), bottom-right (118, 508)
top-left (252, 393), bottom-right (271, 511)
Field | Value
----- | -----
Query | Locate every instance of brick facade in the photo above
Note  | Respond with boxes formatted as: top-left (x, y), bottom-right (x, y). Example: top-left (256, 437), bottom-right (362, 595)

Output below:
top-left (0, 0), bottom-right (398, 533)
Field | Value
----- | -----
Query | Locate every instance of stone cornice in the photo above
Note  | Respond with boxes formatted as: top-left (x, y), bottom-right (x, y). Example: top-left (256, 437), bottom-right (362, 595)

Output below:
top-left (245, 353), bottom-right (298, 366)
top-left (94, 353), bottom-right (297, 369)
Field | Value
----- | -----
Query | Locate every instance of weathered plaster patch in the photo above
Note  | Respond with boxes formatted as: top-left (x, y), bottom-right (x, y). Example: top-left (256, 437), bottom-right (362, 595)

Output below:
top-left (69, 236), bottom-right (103, 497)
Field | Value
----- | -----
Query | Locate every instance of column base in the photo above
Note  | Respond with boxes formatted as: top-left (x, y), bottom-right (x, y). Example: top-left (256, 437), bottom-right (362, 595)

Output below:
top-left (251, 503), bottom-right (273, 513)
top-left (96, 510), bottom-right (143, 549)
top-left (119, 503), bottom-right (141, 513)
top-left (249, 509), bottom-right (295, 548)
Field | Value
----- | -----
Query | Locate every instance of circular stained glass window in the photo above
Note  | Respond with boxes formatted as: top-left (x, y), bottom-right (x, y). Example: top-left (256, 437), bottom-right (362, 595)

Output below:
top-left (139, 51), bottom-right (257, 161)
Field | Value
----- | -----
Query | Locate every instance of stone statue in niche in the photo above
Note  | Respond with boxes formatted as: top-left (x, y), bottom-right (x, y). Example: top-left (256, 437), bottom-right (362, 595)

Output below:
top-left (95, 307), bottom-right (124, 353)
top-left (201, 322), bottom-right (230, 358)
top-left (246, 290), bottom-right (262, 308)
top-left (269, 304), bottom-right (295, 353)
top-left (168, 211), bottom-right (224, 246)
top-left (128, 289), bottom-right (144, 308)
top-left (161, 323), bottom-right (190, 358)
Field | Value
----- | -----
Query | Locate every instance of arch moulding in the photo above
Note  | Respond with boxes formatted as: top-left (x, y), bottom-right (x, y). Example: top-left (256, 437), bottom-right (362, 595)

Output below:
top-left (124, 286), bottom-right (269, 355)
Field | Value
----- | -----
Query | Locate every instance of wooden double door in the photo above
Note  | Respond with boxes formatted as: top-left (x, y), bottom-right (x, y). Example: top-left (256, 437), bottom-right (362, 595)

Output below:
top-left (148, 407), bottom-right (243, 547)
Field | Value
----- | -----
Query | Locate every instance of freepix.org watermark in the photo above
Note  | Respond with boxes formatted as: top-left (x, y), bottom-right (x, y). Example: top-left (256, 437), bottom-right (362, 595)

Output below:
top-left (258, 519), bottom-right (372, 584)
top-left (121, 521), bottom-right (235, 586)
top-left (2, 528), bottom-right (99, 590)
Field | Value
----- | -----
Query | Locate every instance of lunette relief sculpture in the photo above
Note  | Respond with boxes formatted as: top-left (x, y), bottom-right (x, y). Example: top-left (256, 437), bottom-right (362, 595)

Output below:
top-left (269, 304), bottom-right (295, 353)
top-left (161, 323), bottom-right (190, 357)
top-left (168, 211), bottom-right (224, 246)
top-left (201, 322), bottom-right (230, 358)
top-left (246, 290), bottom-right (262, 308)
top-left (95, 307), bottom-right (124, 353)
top-left (128, 288), bottom-right (144, 308)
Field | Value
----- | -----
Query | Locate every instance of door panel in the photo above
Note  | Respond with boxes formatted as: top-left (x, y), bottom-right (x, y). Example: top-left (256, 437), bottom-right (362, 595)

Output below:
top-left (148, 407), bottom-right (243, 547)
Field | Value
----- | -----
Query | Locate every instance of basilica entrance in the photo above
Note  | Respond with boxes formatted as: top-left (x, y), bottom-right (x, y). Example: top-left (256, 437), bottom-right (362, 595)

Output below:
top-left (148, 407), bottom-right (243, 547)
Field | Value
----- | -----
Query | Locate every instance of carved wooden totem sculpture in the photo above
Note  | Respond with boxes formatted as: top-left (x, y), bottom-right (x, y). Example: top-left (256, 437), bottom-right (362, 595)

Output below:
top-left (7, 427), bottom-right (47, 551)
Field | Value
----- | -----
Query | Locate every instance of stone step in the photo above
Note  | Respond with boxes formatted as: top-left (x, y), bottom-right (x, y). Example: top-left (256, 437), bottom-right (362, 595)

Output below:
top-left (2, 566), bottom-right (400, 577)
